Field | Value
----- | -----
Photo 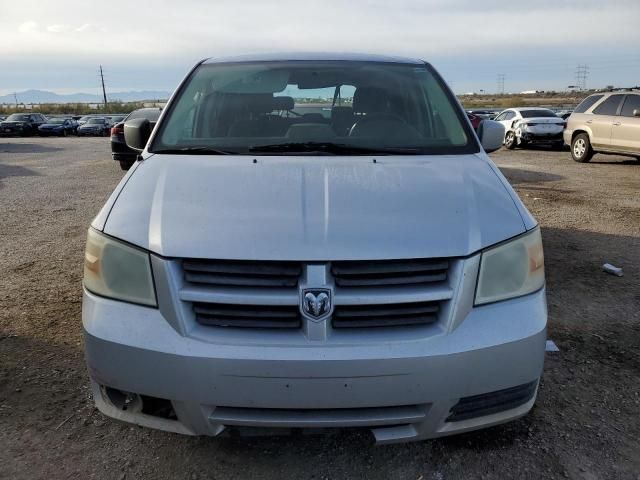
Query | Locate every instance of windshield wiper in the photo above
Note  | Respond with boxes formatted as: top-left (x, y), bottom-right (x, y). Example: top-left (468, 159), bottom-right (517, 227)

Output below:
top-left (151, 147), bottom-right (233, 155)
top-left (248, 142), bottom-right (422, 155)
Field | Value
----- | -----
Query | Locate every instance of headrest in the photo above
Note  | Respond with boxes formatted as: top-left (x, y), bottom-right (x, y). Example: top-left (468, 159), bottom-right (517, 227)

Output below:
top-left (272, 96), bottom-right (294, 111)
top-left (353, 87), bottom-right (391, 114)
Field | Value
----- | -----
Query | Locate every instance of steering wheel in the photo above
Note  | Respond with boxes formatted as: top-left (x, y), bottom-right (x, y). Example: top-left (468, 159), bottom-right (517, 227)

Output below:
top-left (348, 113), bottom-right (409, 137)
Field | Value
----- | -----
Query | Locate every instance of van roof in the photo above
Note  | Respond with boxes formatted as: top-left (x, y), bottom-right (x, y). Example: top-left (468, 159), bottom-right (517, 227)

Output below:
top-left (203, 52), bottom-right (425, 65)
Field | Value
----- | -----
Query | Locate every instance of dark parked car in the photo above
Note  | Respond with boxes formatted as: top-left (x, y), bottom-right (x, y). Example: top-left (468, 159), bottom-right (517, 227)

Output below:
top-left (466, 112), bottom-right (482, 131)
top-left (108, 115), bottom-right (127, 124)
top-left (77, 115), bottom-right (97, 126)
top-left (38, 117), bottom-right (77, 136)
top-left (111, 107), bottom-right (162, 170)
top-left (0, 113), bottom-right (47, 136)
top-left (77, 117), bottom-right (111, 136)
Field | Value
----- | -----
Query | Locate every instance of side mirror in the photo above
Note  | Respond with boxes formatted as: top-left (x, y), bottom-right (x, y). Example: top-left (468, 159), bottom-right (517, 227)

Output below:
top-left (477, 119), bottom-right (505, 153)
top-left (633, 109), bottom-right (640, 117)
top-left (124, 118), bottom-right (152, 153)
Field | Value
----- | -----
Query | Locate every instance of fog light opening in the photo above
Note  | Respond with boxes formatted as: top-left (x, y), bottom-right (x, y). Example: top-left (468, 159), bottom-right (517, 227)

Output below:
top-left (102, 386), bottom-right (177, 420)
top-left (103, 386), bottom-right (143, 413)
top-left (140, 395), bottom-right (178, 420)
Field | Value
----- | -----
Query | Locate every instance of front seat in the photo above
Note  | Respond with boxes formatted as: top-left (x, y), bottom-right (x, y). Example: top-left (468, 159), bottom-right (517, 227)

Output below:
top-left (348, 87), bottom-right (407, 138)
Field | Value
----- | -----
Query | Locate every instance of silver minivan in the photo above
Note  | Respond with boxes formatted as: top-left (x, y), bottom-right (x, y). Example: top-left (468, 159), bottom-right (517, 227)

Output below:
top-left (83, 53), bottom-right (547, 444)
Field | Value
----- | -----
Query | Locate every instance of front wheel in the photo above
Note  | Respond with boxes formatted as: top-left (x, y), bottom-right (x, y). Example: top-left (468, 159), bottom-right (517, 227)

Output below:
top-left (505, 131), bottom-right (517, 149)
top-left (571, 133), bottom-right (593, 162)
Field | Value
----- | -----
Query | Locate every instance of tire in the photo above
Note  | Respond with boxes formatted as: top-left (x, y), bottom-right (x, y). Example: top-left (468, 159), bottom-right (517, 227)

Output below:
top-left (119, 160), bottom-right (134, 171)
top-left (62, 129), bottom-right (68, 137)
top-left (552, 141), bottom-right (564, 151)
top-left (571, 133), bottom-right (593, 163)
top-left (505, 131), bottom-right (517, 149)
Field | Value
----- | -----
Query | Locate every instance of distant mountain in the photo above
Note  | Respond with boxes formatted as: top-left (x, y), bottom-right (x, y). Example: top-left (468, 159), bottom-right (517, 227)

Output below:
top-left (0, 89), bottom-right (171, 104)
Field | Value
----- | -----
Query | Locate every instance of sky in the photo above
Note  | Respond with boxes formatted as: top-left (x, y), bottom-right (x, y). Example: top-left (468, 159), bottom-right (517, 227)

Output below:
top-left (2, 0), bottom-right (640, 96)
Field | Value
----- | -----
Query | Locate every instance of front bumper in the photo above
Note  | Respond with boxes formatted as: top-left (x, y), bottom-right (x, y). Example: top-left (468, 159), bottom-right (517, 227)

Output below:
top-left (83, 284), bottom-right (547, 443)
top-left (0, 127), bottom-right (26, 136)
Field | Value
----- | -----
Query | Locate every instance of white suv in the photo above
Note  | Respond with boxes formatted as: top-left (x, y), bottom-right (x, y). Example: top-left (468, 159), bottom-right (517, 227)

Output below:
top-left (564, 91), bottom-right (640, 162)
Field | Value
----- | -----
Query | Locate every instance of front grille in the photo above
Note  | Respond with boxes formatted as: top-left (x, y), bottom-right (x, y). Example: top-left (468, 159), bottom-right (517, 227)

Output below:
top-left (333, 301), bottom-right (440, 328)
top-left (446, 380), bottom-right (538, 422)
top-left (180, 257), bottom-right (453, 332)
top-left (183, 259), bottom-right (302, 288)
top-left (193, 302), bottom-right (301, 329)
top-left (331, 259), bottom-right (449, 287)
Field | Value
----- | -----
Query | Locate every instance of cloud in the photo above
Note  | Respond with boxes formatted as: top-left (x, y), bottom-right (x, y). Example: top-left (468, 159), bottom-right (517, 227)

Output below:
top-left (17, 21), bottom-right (38, 33)
top-left (47, 24), bottom-right (69, 33)
top-left (2, 0), bottom-right (640, 93)
top-left (74, 23), bottom-right (107, 33)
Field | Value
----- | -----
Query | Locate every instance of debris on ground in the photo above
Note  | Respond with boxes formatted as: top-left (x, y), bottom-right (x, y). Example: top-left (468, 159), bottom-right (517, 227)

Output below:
top-left (602, 263), bottom-right (624, 277)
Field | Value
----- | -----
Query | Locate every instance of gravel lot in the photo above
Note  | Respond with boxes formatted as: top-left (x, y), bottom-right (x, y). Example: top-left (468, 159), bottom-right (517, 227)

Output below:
top-left (1, 137), bottom-right (639, 480)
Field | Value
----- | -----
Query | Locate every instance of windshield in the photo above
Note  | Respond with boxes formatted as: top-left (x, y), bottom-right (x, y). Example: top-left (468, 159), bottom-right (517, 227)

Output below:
top-left (151, 60), bottom-right (477, 155)
top-left (6, 114), bottom-right (30, 122)
top-left (520, 110), bottom-right (557, 118)
top-left (87, 118), bottom-right (105, 124)
top-left (127, 109), bottom-right (162, 122)
top-left (48, 118), bottom-right (66, 124)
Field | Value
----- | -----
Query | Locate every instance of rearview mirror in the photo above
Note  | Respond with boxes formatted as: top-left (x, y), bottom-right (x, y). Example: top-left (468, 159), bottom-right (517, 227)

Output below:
top-left (124, 118), bottom-right (152, 153)
top-left (477, 120), bottom-right (505, 153)
top-left (634, 109), bottom-right (640, 117)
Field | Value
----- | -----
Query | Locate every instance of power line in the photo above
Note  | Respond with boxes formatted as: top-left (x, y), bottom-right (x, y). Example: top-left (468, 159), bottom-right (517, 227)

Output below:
top-left (575, 64), bottom-right (589, 90)
top-left (497, 73), bottom-right (505, 94)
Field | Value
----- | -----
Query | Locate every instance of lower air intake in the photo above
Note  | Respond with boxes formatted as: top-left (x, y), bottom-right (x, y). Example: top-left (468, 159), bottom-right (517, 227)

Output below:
top-left (446, 380), bottom-right (538, 422)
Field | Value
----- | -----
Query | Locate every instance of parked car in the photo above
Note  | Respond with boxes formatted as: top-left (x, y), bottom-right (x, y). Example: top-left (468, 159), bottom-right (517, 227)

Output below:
top-left (111, 108), bottom-right (162, 170)
top-left (555, 110), bottom-right (573, 120)
top-left (494, 108), bottom-right (565, 149)
top-left (83, 53), bottom-right (545, 444)
top-left (77, 115), bottom-right (95, 126)
top-left (564, 91), bottom-right (640, 162)
top-left (0, 113), bottom-right (47, 136)
top-left (108, 115), bottom-right (126, 124)
top-left (77, 117), bottom-right (111, 136)
top-left (466, 112), bottom-right (482, 130)
top-left (38, 117), bottom-right (77, 136)
top-left (467, 110), bottom-right (494, 120)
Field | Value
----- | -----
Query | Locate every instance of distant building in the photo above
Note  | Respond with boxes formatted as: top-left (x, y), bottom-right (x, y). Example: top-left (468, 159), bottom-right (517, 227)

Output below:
top-left (521, 90), bottom-right (542, 94)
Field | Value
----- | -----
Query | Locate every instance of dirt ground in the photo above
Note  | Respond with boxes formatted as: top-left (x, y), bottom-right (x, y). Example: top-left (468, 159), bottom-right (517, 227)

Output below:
top-left (1, 138), bottom-right (639, 480)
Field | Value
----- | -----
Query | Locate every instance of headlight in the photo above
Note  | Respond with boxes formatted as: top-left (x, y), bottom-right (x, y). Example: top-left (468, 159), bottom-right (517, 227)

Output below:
top-left (475, 228), bottom-right (544, 305)
top-left (83, 228), bottom-right (157, 307)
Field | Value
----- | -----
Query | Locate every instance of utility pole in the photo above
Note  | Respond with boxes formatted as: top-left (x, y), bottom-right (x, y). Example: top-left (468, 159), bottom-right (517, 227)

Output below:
top-left (99, 65), bottom-right (108, 107)
top-left (13, 92), bottom-right (18, 107)
top-left (574, 65), bottom-right (589, 91)
top-left (497, 74), bottom-right (506, 94)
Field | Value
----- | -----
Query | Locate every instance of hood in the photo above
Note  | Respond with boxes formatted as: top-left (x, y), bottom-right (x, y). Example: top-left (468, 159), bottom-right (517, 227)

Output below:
top-left (102, 154), bottom-right (528, 260)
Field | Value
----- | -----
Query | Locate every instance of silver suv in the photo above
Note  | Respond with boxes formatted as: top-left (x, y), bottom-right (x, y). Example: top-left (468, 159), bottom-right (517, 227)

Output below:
top-left (565, 91), bottom-right (640, 162)
top-left (82, 53), bottom-right (546, 444)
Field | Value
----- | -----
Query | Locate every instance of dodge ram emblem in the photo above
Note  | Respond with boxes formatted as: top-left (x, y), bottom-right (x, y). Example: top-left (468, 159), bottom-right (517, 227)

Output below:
top-left (301, 289), bottom-right (332, 321)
